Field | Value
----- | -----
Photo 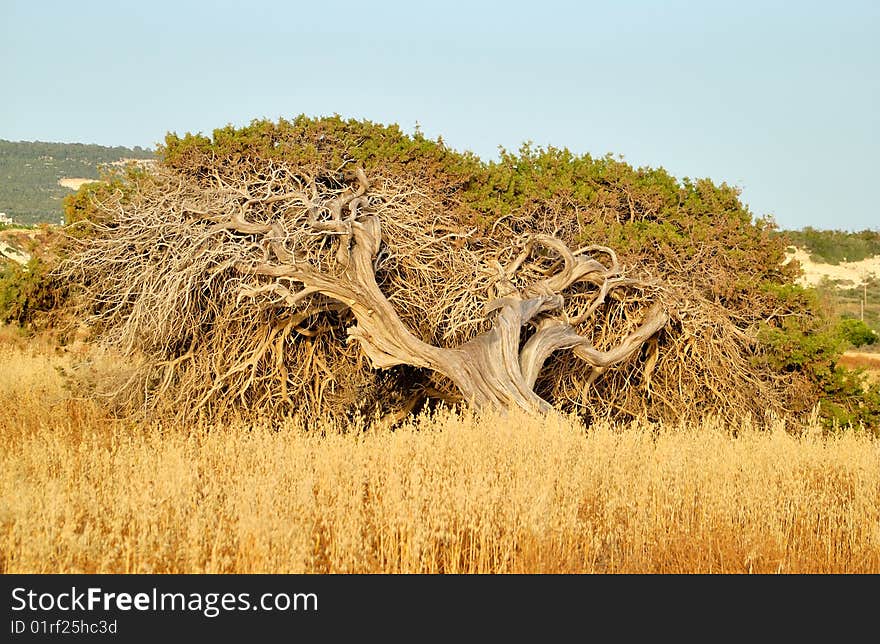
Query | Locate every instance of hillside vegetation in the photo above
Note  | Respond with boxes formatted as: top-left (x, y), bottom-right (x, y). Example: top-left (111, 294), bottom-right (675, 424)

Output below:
top-left (0, 140), bottom-right (156, 225)
top-left (833, 279), bottom-right (880, 335)
top-left (783, 243), bottom-right (880, 337)
top-left (781, 227), bottom-right (880, 265)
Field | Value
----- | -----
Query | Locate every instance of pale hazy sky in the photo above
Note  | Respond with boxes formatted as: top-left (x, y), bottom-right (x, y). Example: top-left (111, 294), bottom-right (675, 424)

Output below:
top-left (2, 0), bottom-right (878, 231)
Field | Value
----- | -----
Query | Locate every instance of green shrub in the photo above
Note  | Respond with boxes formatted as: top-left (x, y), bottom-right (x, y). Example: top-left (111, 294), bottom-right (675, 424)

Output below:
top-left (62, 165), bottom-right (148, 227)
top-left (0, 257), bottom-right (65, 328)
top-left (757, 299), bottom-right (880, 428)
top-left (838, 318), bottom-right (878, 347)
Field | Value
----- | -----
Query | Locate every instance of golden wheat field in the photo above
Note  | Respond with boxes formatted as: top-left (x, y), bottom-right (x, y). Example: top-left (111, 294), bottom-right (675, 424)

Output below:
top-left (1, 338), bottom-right (880, 574)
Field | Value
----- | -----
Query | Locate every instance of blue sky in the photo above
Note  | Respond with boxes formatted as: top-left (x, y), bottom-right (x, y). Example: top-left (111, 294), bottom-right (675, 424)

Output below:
top-left (2, 0), bottom-right (877, 231)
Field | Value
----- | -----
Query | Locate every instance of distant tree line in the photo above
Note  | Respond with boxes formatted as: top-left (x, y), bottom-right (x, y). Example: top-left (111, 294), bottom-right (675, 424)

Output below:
top-left (781, 227), bottom-right (880, 264)
top-left (0, 140), bottom-right (156, 225)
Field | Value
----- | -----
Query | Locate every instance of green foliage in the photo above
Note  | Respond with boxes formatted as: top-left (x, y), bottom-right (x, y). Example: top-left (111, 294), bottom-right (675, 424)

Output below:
top-left (0, 222), bottom-right (35, 232)
top-left (62, 166), bottom-right (147, 227)
top-left (0, 257), bottom-right (64, 327)
top-left (757, 287), bottom-right (880, 428)
top-left (781, 227), bottom-right (880, 264)
top-left (814, 368), bottom-right (880, 431)
top-left (814, 277), bottom-right (880, 336)
top-left (162, 118), bottom-right (793, 297)
top-left (0, 140), bottom-right (155, 225)
top-left (838, 318), bottom-right (877, 347)
top-left (162, 116), bottom-right (483, 194)
top-left (62, 181), bottom-right (108, 226)
top-left (758, 319), bottom-right (845, 374)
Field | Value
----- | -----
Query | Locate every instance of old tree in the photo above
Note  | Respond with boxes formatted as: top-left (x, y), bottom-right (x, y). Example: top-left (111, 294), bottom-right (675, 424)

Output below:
top-left (59, 117), bottom-right (842, 424)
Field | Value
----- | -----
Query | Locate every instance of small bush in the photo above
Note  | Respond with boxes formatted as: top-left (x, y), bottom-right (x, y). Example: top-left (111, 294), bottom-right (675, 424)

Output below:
top-left (838, 318), bottom-right (878, 348)
top-left (0, 257), bottom-right (65, 328)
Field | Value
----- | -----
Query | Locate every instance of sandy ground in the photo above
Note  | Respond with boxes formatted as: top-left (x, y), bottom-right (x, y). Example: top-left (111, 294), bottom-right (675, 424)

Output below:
top-left (0, 240), bottom-right (30, 264)
top-left (0, 228), bottom-right (47, 265)
top-left (784, 247), bottom-right (880, 288)
top-left (57, 178), bottom-right (96, 190)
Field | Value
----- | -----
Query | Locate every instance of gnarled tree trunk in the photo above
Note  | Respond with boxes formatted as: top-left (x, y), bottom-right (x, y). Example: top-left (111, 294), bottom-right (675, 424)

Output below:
top-left (231, 169), bottom-right (669, 414)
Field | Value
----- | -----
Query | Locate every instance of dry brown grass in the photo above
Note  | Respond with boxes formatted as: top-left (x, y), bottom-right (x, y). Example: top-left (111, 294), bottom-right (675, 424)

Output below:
top-left (2, 340), bottom-right (879, 574)
top-left (839, 350), bottom-right (880, 385)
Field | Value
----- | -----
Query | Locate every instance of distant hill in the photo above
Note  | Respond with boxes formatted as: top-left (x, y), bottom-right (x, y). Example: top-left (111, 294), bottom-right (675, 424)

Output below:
top-left (0, 140), bottom-right (156, 225)
top-left (778, 227), bottom-right (880, 265)
top-left (781, 244), bottom-right (880, 335)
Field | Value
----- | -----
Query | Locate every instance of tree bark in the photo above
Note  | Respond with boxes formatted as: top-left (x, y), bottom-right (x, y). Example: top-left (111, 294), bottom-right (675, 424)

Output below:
top-left (228, 170), bottom-right (669, 414)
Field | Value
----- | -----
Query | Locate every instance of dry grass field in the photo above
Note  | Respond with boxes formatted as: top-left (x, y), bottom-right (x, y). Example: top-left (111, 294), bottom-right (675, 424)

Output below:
top-left (839, 350), bottom-right (880, 385)
top-left (2, 338), bottom-right (880, 574)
